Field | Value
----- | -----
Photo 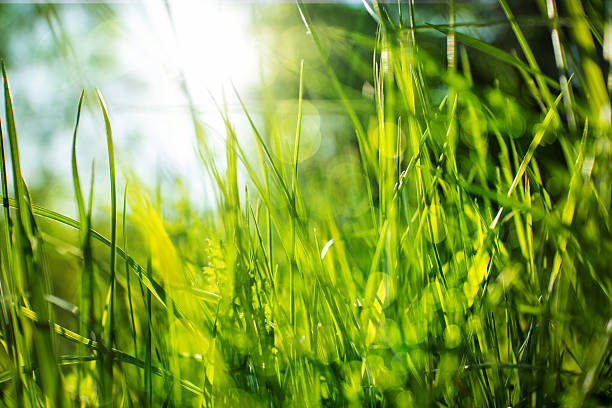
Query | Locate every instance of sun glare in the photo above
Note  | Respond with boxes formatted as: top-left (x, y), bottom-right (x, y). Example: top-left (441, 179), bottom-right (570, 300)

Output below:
top-left (107, 0), bottom-right (259, 206)
top-left (144, 0), bottom-right (257, 103)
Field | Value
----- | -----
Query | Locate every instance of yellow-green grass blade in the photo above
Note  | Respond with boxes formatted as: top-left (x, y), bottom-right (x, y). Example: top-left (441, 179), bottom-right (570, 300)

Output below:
top-left (95, 88), bottom-right (118, 402)
top-left (144, 257), bottom-right (153, 408)
top-left (289, 60), bottom-right (305, 339)
top-left (71, 91), bottom-right (86, 232)
top-left (122, 184), bottom-right (138, 359)
top-left (0, 60), bottom-right (24, 407)
top-left (70, 89), bottom-right (91, 401)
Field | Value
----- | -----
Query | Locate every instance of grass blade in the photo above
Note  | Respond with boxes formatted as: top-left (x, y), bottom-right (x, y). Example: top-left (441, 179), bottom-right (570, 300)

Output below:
top-left (96, 88), bottom-right (118, 402)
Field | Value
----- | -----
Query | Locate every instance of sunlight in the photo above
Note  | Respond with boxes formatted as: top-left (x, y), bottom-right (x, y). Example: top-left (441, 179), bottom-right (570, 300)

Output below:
top-left (106, 0), bottom-right (259, 205)
top-left (143, 0), bottom-right (257, 103)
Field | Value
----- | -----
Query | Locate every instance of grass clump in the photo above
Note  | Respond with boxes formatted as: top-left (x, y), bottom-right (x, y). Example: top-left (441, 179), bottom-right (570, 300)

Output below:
top-left (0, 0), bottom-right (611, 406)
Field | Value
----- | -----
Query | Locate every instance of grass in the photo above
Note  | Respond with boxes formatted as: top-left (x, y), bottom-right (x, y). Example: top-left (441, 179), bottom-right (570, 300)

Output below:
top-left (0, 0), bottom-right (611, 406)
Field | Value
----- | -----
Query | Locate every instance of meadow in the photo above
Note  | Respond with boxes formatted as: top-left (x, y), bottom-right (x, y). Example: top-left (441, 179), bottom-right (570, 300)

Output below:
top-left (0, 0), bottom-right (611, 406)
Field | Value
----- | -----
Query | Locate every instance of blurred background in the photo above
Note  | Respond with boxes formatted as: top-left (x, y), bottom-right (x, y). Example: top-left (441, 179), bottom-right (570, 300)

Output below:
top-left (0, 0), bottom-right (588, 218)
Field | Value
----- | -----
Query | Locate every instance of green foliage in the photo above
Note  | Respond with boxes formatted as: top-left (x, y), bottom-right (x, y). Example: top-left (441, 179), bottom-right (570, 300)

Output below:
top-left (0, 0), bottom-right (611, 406)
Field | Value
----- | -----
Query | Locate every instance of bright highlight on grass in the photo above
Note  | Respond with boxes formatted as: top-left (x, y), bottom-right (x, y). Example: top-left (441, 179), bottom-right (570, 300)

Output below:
top-left (0, 0), bottom-right (611, 407)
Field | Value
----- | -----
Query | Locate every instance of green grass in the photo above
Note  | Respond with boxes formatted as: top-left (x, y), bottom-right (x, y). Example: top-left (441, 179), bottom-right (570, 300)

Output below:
top-left (1, 1), bottom-right (611, 406)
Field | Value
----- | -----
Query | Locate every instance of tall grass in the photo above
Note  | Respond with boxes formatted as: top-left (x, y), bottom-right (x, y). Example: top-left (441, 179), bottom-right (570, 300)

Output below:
top-left (1, 0), bottom-right (611, 406)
